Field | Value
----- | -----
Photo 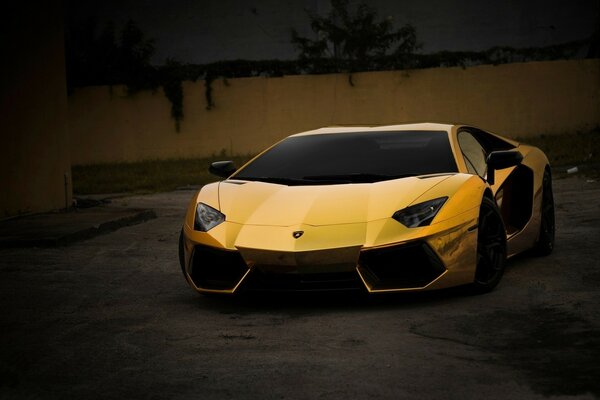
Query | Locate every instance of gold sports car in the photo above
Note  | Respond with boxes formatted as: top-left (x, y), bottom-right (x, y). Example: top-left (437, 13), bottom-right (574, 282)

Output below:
top-left (178, 123), bottom-right (555, 295)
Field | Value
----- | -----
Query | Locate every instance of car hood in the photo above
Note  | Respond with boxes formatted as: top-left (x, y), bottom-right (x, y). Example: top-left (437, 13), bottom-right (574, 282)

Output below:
top-left (216, 175), bottom-right (453, 226)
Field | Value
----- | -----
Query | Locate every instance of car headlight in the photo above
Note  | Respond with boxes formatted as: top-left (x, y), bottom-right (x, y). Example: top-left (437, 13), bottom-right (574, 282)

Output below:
top-left (392, 197), bottom-right (448, 228)
top-left (194, 203), bottom-right (225, 231)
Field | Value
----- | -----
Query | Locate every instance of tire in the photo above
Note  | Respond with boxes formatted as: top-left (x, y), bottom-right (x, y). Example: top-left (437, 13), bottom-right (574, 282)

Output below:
top-left (468, 196), bottom-right (507, 294)
top-left (178, 228), bottom-right (186, 274)
top-left (533, 168), bottom-right (555, 256)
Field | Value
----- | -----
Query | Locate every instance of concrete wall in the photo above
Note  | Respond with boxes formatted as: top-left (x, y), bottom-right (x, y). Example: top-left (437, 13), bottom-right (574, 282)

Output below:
top-left (0, 2), bottom-right (71, 217)
top-left (68, 59), bottom-right (600, 165)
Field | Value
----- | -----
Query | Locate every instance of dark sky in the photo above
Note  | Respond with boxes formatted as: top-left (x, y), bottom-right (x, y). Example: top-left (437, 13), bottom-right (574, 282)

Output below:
top-left (67, 0), bottom-right (600, 65)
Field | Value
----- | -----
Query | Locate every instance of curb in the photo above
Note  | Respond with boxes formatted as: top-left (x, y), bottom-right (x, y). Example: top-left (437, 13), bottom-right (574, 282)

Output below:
top-left (0, 209), bottom-right (157, 248)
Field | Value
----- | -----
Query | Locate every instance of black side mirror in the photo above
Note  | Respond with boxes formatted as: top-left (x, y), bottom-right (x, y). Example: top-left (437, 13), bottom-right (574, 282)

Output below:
top-left (209, 161), bottom-right (236, 178)
top-left (486, 150), bottom-right (523, 185)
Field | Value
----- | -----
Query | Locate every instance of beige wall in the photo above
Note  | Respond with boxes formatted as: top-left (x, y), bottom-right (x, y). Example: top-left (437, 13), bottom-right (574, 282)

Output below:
top-left (69, 59), bottom-right (600, 165)
top-left (0, 1), bottom-right (71, 217)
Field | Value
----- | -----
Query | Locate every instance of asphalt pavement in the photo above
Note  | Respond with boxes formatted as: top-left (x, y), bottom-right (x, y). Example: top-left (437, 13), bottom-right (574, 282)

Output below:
top-left (0, 177), bottom-right (599, 399)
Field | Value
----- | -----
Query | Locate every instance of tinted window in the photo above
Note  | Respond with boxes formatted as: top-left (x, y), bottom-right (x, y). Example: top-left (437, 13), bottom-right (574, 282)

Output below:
top-left (233, 131), bottom-right (458, 184)
top-left (458, 131), bottom-right (487, 177)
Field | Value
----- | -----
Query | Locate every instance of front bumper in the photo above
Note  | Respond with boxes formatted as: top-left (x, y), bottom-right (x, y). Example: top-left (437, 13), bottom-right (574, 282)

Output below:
top-left (183, 237), bottom-right (471, 294)
top-left (181, 210), bottom-right (479, 294)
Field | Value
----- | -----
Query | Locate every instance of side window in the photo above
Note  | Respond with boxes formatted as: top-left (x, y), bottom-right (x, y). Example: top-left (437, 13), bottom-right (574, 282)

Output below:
top-left (458, 131), bottom-right (487, 177)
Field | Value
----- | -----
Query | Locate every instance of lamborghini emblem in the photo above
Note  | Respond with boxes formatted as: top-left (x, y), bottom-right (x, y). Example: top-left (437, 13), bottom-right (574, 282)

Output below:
top-left (292, 231), bottom-right (304, 239)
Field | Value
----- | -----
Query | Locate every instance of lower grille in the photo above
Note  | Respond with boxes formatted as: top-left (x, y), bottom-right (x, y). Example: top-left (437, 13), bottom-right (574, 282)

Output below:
top-left (241, 269), bottom-right (364, 292)
top-left (358, 241), bottom-right (446, 290)
top-left (189, 245), bottom-right (249, 291)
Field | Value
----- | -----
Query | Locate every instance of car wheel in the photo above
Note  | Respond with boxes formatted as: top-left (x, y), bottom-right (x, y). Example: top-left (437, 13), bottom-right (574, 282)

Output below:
top-left (533, 168), bottom-right (555, 256)
top-left (468, 196), bottom-right (507, 294)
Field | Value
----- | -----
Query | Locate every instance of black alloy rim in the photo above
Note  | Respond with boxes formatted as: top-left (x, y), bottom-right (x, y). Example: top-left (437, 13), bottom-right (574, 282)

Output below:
top-left (475, 204), bottom-right (506, 285)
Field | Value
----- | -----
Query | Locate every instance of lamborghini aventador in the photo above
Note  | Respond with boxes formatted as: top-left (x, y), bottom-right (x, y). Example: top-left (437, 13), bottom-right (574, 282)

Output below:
top-left (178, 123), bottom-right (555, 294)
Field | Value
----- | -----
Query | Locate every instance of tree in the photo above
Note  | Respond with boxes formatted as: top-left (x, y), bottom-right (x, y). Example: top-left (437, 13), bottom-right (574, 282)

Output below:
top-left (117, 19), bottom-right (156, 93)
top-left (65, 19), bottom-right (187, 130)
top-left (291, 0), bottom-right (419, 72)
top-left (65, 18), bottom-right (156, 91)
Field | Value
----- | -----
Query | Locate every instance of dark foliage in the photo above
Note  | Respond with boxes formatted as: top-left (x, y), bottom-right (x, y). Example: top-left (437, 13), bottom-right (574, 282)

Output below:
top-left (66, 18), bottom-right (156, 91)
top-left (291, 0), bottom-right (419, 72)
top-left (65, 19), bottom-right (185, 129)
top-left (160, 59), bottom-right (184, 131)
top-left (65, 15), bottom-right (596, 132)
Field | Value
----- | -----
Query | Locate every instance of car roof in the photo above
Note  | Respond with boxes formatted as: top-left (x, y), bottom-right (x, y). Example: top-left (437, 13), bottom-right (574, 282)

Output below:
top-left (289, 122), bottom-right (520, 148)
top-left (290, 123), bottom-right (455, 137)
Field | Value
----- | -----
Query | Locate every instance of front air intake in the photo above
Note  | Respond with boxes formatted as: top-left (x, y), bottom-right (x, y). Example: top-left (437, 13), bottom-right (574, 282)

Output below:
top-left (358, 241), bottom-right (446, 290)
top-left (189, 245), bottom-right (249, 291)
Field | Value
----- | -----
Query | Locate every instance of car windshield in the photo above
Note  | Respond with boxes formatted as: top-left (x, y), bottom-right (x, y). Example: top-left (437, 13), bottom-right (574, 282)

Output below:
top-left (232, 130), bottom-right (458, 184)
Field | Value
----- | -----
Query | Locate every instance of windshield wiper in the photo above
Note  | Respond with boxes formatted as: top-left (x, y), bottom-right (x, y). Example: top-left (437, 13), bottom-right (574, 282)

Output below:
top-left (302, 173), bottom-right (417, 183)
